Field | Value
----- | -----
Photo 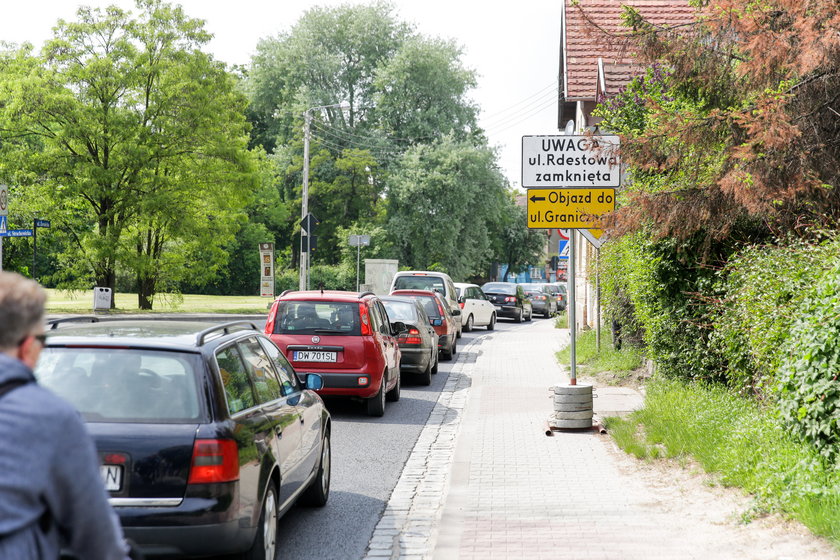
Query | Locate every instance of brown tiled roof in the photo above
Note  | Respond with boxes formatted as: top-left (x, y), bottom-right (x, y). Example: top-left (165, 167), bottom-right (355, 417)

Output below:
top-left (564, 0), bottom-right (697, 100)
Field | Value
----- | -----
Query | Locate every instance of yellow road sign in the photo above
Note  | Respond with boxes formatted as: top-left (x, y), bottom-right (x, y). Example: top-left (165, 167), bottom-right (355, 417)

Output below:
top-left (526, 188), bottom-right (615, 229)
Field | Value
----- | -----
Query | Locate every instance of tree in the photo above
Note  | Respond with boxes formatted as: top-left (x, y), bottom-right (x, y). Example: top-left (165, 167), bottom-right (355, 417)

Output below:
top-left (0, 0), bottom-right (258, 308)
top-left (496, 203), bottom-right (547, 281)
top-left (589, 0), bottom-right (840, 242)
top-left (387, 136), bottom-right (511, 280)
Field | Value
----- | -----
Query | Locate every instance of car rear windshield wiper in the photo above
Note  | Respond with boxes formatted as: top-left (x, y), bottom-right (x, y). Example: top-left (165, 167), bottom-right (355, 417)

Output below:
top-left (313, 329), bottom-right (348, 334)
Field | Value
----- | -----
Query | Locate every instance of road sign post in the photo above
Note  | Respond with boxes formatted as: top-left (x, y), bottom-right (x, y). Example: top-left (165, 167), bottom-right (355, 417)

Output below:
top-left (348, 234), bottom-right (371, 291)
top-left (0, 185), bottom-right (7, 272)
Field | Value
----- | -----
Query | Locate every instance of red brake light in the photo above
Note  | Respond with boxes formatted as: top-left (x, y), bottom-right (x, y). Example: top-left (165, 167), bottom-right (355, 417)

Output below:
top-left (188, 439), bottom-right (239, 484)
top-left (265, 301), bottom-right (279, 334)
top-left (437, 300), bottom-right (446, 316)
top-left (505, 296), bottom-right (516, 303)
top-left (459, 302), bottom-right (465, 309)
top-left (359, 303), bottom-right (373, 335)
top-left (405, 328), bottom-right (422, 345)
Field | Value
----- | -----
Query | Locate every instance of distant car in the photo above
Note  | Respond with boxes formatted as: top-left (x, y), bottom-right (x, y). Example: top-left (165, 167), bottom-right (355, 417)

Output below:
top-left (550, 282), bottom-right (568, 311)
top-left (35, 318), bottom-right (331, 560)
top-left (265, 290), bottom-right (405, 417)
top-left (520, 283), bottom-right (558, 318)
top-left (389, 271), bottom-right (463, 338)
top-left (453, 282), bottom-right (496, 331)
top-left (381, 295), bottom-right (439, 385)
top-left (390, 289), bottom-right (458, 360)
top-left (481, 282), bottom-right (533, 322)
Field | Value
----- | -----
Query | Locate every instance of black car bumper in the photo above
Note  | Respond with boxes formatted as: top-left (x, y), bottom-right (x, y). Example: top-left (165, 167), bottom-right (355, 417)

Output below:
top-left (399, 346), bottom-right (431, 373)
top-left (494, 305), bottom-right (521, 319)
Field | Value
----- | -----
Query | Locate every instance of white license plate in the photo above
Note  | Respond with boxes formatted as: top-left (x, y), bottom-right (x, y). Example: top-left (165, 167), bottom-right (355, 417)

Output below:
top-left (293, 351), bottom-right (337, 362)
top-left (494, 305), bottom-right (502, 311)
top-left (101, 465), bottom-right (123, 491)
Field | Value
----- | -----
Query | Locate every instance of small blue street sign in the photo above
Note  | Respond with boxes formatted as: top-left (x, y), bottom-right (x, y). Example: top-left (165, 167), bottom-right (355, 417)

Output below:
top-left (0, 216), bottom-right (6, 234)
top-left (2, 229), bottom-right (34, 237)
top-left (558, 239), bottom-right (569, 260)
top-left (35, 219), bottom-right (50, 228)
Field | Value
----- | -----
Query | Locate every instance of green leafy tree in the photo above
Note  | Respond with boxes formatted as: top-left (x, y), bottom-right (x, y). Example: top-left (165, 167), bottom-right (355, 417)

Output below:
top-left (496, 203), bottom-right (547, 281)
top-left (387, 136), bottom-right (511, 280)
top-left (0, 0), bottom-right (258, 308)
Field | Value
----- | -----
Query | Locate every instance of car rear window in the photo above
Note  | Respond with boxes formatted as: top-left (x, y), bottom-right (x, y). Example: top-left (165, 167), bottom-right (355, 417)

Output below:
top-left (273, 300), bottom-right (361, 335)
top-left (397, 295), bottom-right (441, 319)
top-left (382, 300), bottom-right (418, 323)
top-left (482, 283), bottom-right (516, 294)
top-left (35, 348), bottom-right (202, 423)
top-left (393, 275), bottom-right (446, 294)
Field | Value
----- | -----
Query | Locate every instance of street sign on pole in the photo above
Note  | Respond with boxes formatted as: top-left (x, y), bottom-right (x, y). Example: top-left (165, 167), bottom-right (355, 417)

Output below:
top-left (526, 188), bottom-right (615, 229)
top-left (348, 234), bottom-right (371, 291)
top-left (35, 219), bottom-right (50, 228)
top-left (521, 135), bottom-right (620, 188)
top-left (2, 229), bottom-right (34, 237)
top-left (579, 228), bottom-right (606, 248)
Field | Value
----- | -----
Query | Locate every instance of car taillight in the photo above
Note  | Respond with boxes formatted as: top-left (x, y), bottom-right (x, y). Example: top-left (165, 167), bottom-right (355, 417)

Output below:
top-left (459, 302), bottom-right (465, 309)
top-left (534, 295), bottom-right (546, 301)
top-left (264, 301), bottom-right (279, 334)
top-left (188, 439), bottom-right (239, 484)
top-left (359, 303), bottom-right (373, 335)
top-left (437, 300), bottom-right (446, 316)
top-left (505, 296), bottom-right (516, 303)
top-left (405, 328), bottom-right (422, 345)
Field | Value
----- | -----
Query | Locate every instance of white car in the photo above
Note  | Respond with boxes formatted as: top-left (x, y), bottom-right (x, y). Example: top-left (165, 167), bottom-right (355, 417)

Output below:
top-left (454, 283), bottom-right (497, 331)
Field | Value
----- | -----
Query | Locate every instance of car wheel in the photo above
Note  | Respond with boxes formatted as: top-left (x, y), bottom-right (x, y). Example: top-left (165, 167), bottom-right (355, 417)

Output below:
top-left (301, 429), bottom-right (331, 507)
top-left (419, 358), bottom-right (432, 386)
top-left (451, 338), bottom-right (457, 355)
top-left (515, 309), bottom-right (523, 323)
top-left (487, 313), bottom-right (496, 331)
top-left (456, 324), bottom-right (462, 339)
top-left (366, 379), bottom-right (386, 417)
top-left (242, 483), bottom-right (277, 560)
top-left (431, 350), bottom-right (439, 374)
top-left (386, 371), bottom-right (401, 402)
top-left (464, 314), bottom-right (474, 332)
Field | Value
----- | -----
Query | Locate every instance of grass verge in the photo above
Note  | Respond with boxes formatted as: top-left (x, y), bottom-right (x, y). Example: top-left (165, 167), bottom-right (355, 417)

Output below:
top-left (606, 378), bottom-right (840, 545)
top-left (555, 327), bottom-right (643, 374)
top-left (45, 289), bottom-right (272, 314)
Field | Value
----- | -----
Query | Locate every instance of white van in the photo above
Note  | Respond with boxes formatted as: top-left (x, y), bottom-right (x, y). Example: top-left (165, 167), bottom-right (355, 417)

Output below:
top-left (389, 271), bottom-right (463, 337)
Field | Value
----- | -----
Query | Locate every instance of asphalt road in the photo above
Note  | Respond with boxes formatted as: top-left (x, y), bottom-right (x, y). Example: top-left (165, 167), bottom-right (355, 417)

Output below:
top-left (274, 322), bottom-right (502, 560)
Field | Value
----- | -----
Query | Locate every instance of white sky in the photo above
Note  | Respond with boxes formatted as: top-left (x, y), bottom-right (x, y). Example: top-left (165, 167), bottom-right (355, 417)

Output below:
top-left (1, 0), bottom-right (563, 187)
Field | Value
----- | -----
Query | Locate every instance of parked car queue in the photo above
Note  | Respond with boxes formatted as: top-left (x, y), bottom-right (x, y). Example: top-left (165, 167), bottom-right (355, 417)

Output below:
top-left (31, 273), bottom-right (565, 558)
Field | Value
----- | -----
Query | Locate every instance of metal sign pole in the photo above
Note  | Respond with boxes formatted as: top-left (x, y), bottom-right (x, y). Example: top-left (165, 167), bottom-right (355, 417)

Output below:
top-left (356, 243), bottom-right (361, 291)
top-left (300, 110), bottom-right (311, 291)
top-left (569, 229), bottom-right (576, 385)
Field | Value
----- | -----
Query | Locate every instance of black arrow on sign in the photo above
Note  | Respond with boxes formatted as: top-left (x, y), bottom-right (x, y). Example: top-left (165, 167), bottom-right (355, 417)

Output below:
top-left (530, 194), bottom-right (546, 203)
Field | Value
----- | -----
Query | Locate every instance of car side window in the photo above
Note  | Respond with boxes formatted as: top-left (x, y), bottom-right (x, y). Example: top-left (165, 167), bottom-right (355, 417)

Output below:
top-left (258, 337), bottom-right (300, 396)
top-left (375, 302), bottom-right (391, 335)
top-left (215, 345), bottom-right (255, 414)
top-left (239, 337), bottom-right (282, 404)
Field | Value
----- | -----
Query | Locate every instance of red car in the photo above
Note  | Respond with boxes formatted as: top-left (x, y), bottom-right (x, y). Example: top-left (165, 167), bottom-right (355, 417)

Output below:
top-left (390, 289), bottom-right (458, 360)
top-left (265, 290), bottom-right (405, 417)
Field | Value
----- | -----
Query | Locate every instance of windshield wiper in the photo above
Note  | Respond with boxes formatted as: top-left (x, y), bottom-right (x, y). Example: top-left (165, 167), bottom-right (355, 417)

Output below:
top-left (313, 329), bottom-right (347, 334)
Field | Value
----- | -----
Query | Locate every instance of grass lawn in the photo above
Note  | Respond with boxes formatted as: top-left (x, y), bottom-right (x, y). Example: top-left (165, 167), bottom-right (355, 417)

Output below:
top-left (45, 289), bottom-right (273, 314)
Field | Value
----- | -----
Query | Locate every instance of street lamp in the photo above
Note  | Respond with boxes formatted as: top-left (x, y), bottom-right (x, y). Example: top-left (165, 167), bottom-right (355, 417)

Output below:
top-left (300, 103), bottom-right (350, 291)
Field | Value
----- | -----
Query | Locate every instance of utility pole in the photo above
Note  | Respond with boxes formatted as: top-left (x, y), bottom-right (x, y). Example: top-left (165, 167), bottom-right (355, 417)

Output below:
top-left (300, 103), bottom-right (349, 291)
top-left (300, 110), bottom-right (311, 291)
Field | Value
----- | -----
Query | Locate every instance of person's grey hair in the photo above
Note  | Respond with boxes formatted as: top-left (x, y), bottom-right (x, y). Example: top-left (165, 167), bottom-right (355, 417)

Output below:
top-left (0, 272), bottom-right (47, 351)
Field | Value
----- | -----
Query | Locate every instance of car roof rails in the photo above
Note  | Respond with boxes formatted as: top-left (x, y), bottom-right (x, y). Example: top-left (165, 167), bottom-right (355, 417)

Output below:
top-left (358, 291), bottom-right (375, 299)
top-left (46, 316), bottom-right (101, 330)
top-left (279, 289), bottom-right (295, 297)
top-left (195, 321), bottom-right (259, 346)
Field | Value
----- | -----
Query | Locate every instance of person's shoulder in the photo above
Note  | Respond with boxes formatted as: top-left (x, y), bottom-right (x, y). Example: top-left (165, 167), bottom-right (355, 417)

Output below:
top-left (20, 383), bottom-right (85, 424)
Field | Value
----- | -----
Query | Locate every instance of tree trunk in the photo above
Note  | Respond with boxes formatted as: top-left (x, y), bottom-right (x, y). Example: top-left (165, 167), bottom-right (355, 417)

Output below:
top-left (137, 274), bottom-right (155, 310)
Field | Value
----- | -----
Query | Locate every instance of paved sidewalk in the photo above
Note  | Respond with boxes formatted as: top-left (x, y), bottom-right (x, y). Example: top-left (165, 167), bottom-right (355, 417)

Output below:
top-left (363, 319), bottom-right (839, 560)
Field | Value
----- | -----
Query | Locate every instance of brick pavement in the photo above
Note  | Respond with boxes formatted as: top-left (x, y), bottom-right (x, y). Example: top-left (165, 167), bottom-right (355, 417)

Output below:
top-left (363, 318), bottom-right (839, 560)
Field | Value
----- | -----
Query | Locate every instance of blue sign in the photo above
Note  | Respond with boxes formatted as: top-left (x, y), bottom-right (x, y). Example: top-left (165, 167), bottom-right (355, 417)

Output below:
top-left (35, 219), bottom-right (50, 228)
top-left (3, 229), bottom-right (34, 237)
top-left (558, 239), bottom-right (569, 260)
top-left (0, 216), bottom-right (6, 234)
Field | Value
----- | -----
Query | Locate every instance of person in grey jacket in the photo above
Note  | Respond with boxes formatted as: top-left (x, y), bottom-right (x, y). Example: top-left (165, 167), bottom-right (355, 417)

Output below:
top-left (0, 271), bottom-right (131, 559)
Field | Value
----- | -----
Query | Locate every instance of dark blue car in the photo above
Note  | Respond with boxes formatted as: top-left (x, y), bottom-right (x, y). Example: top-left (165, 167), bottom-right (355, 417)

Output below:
top-left (35, 318), bottom-right (331, 559)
